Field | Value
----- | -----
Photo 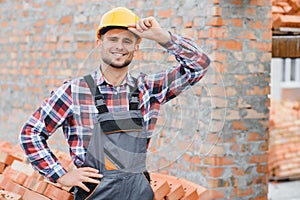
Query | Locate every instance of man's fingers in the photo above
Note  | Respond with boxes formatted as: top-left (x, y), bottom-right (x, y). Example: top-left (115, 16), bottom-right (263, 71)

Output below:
top-left (83, 177), bottom-right (101, 184)
top-left (128, 28), bottom-right (141, 37)
top-left (80, 167), bottom-right (103, 177)
top-left (81, 167), bottom-right (99, 173)
top-left (82, 171), bottom-right (103, 179)
top-left (138, 20), bottom-right (150, 31)
top-left (77, 182), bottom-right (90, 192)
top-left (144, 18), bottom-right (152, 27)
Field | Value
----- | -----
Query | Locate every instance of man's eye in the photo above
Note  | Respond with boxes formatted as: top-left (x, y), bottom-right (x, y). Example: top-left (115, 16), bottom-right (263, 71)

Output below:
top-left (124, 39), bottom-right (133, 44)
top-left (109, 37), bottom-right (118, 42)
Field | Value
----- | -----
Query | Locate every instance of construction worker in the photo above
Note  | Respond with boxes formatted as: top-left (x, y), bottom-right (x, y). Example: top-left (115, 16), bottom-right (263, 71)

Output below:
top-left (19, 7), bottom-right (210, 200)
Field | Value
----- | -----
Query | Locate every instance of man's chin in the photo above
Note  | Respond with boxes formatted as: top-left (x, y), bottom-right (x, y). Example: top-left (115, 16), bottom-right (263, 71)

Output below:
top-left (110, 64), bottom-right (128, 69)
top-left (102, 58), bottom-right (132, 69)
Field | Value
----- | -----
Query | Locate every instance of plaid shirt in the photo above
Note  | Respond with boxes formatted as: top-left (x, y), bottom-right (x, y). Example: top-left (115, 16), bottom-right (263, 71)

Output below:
top-left (19, 33), bottom-right (210, 182)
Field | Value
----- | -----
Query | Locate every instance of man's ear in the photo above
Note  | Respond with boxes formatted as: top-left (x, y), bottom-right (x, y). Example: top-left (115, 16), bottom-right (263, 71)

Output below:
top-left (133, 44), bottom-right (139, 57)
top-left (96, 39), bottom-right (102, 47)
top-left (134, 44), bottom-right (139, 52)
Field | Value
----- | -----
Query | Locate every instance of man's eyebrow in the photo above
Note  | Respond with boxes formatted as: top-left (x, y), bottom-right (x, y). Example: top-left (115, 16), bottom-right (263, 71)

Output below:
top-left (107, 36), bottom-right (118, 39)
top-left (123, 38), bottom-right (133, 42)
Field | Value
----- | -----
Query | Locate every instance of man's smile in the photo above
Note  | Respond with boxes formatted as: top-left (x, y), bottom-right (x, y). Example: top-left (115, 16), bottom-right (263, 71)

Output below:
top-left (111, 52), bottom-right (128, 58)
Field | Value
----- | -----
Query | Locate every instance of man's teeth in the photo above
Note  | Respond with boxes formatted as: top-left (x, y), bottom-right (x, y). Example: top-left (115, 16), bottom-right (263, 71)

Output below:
top-left (113, 53), bottom-right (125, 56)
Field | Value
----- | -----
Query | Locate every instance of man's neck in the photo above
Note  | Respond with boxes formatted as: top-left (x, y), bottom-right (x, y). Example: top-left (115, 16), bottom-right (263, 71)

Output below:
top-left (100, 64), bottom-right (128, 86)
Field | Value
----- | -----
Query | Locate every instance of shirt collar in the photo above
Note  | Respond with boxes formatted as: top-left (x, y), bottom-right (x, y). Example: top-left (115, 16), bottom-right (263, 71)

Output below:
top-left (93, 67), bottom-right (136, 87)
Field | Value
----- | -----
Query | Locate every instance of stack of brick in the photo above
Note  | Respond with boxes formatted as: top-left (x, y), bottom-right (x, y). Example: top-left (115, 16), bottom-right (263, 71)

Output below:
top-left (0, 140), bottom-right (207, 200)
top-left (272, 0), bottom-right (300, 31)
top-left (150, 173), bottom-right (208, 200)
top-left (0, 141), bottom-right (74, 200)
top-left (269, 100), bottom-right (300, 180)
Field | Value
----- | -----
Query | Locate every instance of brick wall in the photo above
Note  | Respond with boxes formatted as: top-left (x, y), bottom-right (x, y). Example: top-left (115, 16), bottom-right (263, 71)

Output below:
top-left (0, 0), bottom-right (272, 199)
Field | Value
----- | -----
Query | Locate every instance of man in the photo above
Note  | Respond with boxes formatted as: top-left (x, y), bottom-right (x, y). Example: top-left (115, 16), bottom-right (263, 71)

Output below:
top-left (20, 7), bottom-right (210, 200)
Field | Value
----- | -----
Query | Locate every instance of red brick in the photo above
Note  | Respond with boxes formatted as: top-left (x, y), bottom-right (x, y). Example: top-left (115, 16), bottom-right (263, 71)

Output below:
top-left (247, 132), bottom-right (266, 141)
top-left (0, 162), bottom-right (5, 173)
top-left (250, 0), bottom-right (269, 6)
top-left (253, 175), bottom-right (268, 184)
top-left (43, 182), bottom-right (73, 200)
top-left (75, 52), bottom-right (89, 59)
top-left (230, 0), bottom-right (243, 5)
top-left (206, 17), bottom-right (224, 26)
top-left (259, 141), bottom-right (268, 151)
top-left (232, 120), bottom-right (248, 131)
top-left (77, 41), bottom-right (94, 50)
top-left (214, 62), bottom-right (226, 72)
top-left (211, 6), bottom-right (222, 16)
top-left (209, 27), bottom-right (228, 38)
top-left (249, 153), bottom-right (268, 163)
top-left (34, 20), bottom-right (45, 27)
top-left (0, 141), bottom-right (12, 149)
top-left (0, 190), bottom-right (22, 200)
top-left (3, 166), bottom-right (28, 186)
top-left (179, 178), bottom-right (207, 199)
top-left (210, 51), bottom-right (227, 62)
top-left (205, 39), bottom-right (218, 50)
top-left (153, 174), bottom-right (185, 200)
top-left (150, 174), bottom-right (171, 200)
top-left (225, 18), bottom-right (243, 27)
top-left (218, 40), bottom-right (243, 51)
top-left (23, 189), bottom-right (50, 200)
top-left (171, 17), bottom-right (183, 27)
top-left (254, 196), bottom-right (268, 200)
top-left (288, 0), bottom-right (300, 9)
top-left (246, 8), bottom-right (256, 15)
top-left (60, 15), bottom-right (72, 24)
top-left (203, 156), bottom-right (234, 166)
top-left (207, 178), bottom-right (231, 187)
top-left (158, 9), bottom-right (172, 18)
top-left (249, 41), bottom-right (272, 52)
top-left (0, 151), bottom-right (11, 165)
top-left (213, 0), bottom-right (220, 4)
top-left (233, 187), bottom-right (254, 197)
top-left (246, 86), bottom-right (270, 95)
top-left (208, 189), bottom-right (225, 199)
top-left (11, 160), bottom-right (35, 177)
top-left (250, 21), bottom-right (265, 29)
top-left (207, 167), bottom-right (225, 178)
top-left (23, 177), bottom-right (49, 194)
top-left (2, 177), bottom-right (27, 197)
top-left (184, 21), bottom-right (196, 29)
top-left (1, 21), bottom-right (8, 28)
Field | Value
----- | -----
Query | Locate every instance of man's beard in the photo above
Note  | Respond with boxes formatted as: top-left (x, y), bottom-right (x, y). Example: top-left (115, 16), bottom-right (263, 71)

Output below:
top-left (102, 57), bottom-right (132, 69)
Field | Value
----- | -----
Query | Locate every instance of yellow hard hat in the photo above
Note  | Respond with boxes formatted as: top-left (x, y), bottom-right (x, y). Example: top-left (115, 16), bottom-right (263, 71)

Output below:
top-left (96, 7), bottom-right (140, 40)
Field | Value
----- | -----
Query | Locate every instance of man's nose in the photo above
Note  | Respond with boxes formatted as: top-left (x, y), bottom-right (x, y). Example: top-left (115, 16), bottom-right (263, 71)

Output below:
top-left (115, 40), bottom-right (125, 49)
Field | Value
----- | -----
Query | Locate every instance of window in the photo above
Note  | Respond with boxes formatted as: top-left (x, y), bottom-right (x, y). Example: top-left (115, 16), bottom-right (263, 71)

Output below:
top-left (281, 58), bottom-right (300, 88)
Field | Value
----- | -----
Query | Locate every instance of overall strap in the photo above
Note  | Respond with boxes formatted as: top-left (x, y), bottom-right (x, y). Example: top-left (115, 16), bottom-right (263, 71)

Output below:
top-left (129, 77), bottom-right (140, 110)
top-left (84, 74), bottom-right (109, 113)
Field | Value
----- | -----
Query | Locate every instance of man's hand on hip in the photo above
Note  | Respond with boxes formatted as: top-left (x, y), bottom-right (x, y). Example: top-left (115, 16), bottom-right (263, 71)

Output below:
top-left (57, 167), bottom-right (103, 192)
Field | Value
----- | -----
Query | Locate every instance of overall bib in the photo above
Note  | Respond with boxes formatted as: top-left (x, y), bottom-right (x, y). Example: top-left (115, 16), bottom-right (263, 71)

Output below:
top-left (74, 75), bottom-right (154, 200)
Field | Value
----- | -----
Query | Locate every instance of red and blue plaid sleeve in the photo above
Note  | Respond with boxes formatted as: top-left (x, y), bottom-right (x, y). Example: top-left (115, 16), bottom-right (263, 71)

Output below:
top-left (142, 32), bottom-right (211, 104)
top-left (19, 81), bottom-right (73, 182)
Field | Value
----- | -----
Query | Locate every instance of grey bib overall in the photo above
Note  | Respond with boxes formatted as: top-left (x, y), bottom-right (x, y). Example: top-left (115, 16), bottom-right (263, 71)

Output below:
top-left (74, 75), bottom-right (154, 200)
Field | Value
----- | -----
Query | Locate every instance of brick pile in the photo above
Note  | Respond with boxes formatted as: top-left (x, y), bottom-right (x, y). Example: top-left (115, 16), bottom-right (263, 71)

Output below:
top-left (272, 0), bottom-right (300, 31)
top-left (269, 100), bottom-right (300, 180)
top-left (0, 140), bottom-right (207, 200)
